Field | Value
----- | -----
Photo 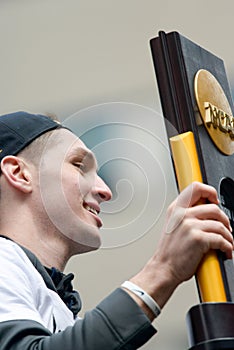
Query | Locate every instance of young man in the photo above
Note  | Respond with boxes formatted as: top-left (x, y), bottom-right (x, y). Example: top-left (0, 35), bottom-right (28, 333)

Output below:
top-left (0, 111), bottom-right (233, 349)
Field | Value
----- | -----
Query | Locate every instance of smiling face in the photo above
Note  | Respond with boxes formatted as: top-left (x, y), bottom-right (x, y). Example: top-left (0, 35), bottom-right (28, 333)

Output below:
top-left (38, 128), bottom-right (112, 252)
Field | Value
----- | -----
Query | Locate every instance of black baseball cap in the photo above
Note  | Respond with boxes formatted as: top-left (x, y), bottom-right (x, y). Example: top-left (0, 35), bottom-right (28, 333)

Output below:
top-left (0, 111), bottom-right (63, 162)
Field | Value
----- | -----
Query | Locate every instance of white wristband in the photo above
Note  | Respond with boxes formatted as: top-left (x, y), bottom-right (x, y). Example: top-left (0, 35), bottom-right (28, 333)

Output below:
top-left (121, 280), bottom-right (161, 318)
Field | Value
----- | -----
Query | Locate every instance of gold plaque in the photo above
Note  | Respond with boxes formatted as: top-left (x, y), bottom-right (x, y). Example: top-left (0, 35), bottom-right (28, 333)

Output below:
top-left (194, 69), bottom-right (234, 155)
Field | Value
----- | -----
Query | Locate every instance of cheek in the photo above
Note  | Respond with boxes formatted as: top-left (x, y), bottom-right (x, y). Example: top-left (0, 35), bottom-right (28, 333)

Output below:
top-left (76, 172), bottom-right (96, 198)
top-left (75, 175), bottom-right (86, 197)
top-left (62, 171), bottom-right (94, 204)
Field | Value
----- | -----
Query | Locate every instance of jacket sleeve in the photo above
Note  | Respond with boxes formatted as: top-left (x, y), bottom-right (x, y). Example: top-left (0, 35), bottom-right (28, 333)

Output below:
top-left (0, 289), bottom-right (156, 350)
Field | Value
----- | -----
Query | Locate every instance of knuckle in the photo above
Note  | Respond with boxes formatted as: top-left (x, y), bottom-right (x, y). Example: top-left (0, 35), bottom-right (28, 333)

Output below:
top-left (184, 218), bottom-right (193, 231)
top-left (216, 234), bottom-right (225, 248)
top-left (217, 221), bottom-right (226, 234)
top-left (209, 204), bottom-right (223, 219)
top-left (192, 230), bottom-right (203, 244)
top-left (183, 218), bottom-right (197, 234)
top-left (191, 181), bottom-right (200, 191)
top-left (215, 221), bottom-right (224, 232)
top-left (209, 203), bottom-right (219, 213)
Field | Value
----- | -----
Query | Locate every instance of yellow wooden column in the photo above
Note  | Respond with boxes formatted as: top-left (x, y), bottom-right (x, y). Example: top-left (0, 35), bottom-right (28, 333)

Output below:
top-left (170, 131), bottom-right (227, 302)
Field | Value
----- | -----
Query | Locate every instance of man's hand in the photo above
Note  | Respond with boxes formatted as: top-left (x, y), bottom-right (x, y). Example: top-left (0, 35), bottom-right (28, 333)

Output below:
top-left (128, 182), bottom-right (233, 319)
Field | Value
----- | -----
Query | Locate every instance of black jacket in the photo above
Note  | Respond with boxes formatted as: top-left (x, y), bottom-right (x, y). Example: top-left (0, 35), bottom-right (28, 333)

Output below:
top-left (0, 238), bottom-right (156, 349)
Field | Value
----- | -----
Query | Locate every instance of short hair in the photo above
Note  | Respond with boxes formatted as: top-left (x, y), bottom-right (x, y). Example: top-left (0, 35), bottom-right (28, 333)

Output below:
top-left (17, 128), bottom-right (59, 167)
top-left (0, 111), bottom-right (62, 163)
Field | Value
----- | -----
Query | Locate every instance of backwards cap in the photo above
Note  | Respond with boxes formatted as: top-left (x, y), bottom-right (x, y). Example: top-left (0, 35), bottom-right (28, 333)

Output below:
top-left (0, 111), bottom-right (63, 162)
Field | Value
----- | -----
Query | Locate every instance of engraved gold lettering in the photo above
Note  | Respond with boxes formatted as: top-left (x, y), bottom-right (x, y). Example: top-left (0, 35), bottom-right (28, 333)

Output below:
top-left (204, 102), bottom-right (212, 126)
top-left (204, 102), bottom-right (234, 138)
top-left (195, 70), bottom-right (234, 155)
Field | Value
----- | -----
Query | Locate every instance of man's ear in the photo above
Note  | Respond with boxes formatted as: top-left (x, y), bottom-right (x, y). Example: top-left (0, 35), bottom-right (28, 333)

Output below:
top-left (0, 156), bottom-right (33, 193)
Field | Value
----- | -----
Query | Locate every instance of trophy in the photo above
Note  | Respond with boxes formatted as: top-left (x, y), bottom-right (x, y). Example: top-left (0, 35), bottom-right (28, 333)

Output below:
top-left (150, 31), bottom-right (234, 349)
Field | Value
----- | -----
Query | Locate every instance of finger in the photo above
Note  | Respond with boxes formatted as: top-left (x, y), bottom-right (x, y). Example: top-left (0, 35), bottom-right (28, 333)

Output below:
top-left (201, 231), bottom-right (234, 259)
top-left (189, 204), bottom-right (232, 232)
top-left (178, 182), bottom-right (219, 208)
top-left (200, 220), bottom-right (234, 246)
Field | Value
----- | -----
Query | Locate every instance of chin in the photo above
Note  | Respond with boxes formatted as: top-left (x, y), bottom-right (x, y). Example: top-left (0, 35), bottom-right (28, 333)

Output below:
top-left (71, 238), bottom-right (101, 255)
top-left (69, 226), bottom-right (102, 255)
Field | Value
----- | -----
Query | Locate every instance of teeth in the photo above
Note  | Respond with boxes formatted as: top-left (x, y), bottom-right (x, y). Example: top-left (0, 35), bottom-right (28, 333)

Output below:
top-left (85, 204), bottom-right (98, 216)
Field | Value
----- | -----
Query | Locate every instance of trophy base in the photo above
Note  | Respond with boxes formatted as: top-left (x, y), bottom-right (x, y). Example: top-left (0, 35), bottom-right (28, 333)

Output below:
top-left (186, 302), bottom-right (234, 350)
top-left (189, 338), bottom-right (234, 350)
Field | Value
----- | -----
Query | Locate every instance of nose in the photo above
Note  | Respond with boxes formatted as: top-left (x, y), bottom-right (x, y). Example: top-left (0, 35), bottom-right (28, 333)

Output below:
top-left (93, 175), bottom-right (112, 203)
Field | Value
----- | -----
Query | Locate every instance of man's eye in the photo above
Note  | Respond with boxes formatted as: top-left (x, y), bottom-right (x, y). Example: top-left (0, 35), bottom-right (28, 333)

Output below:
top-left (73, 163), bottom-right (85, 171)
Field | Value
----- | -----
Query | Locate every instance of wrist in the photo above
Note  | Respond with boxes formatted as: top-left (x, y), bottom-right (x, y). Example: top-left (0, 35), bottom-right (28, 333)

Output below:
top-left (130, 259), bottom-right (180, 309)
top-left (121, 281), bottom-right (161, 321)
top-left (122, 287), bottom-right (156, 321)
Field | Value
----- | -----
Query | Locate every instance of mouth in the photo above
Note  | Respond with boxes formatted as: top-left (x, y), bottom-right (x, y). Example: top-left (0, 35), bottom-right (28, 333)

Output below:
top-left (83, 203), bottom-right (102, 227)
top-left (84, 204), bottom-right (99, 216)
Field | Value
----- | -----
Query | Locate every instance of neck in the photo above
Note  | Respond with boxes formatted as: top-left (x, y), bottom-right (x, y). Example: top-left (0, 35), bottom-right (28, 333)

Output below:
top-left (0, 229), bottom-right (70, 271)
top-left (0, 207), bottom-right (73, 271)
top-left (0, 194), bottom-right (92, 271)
